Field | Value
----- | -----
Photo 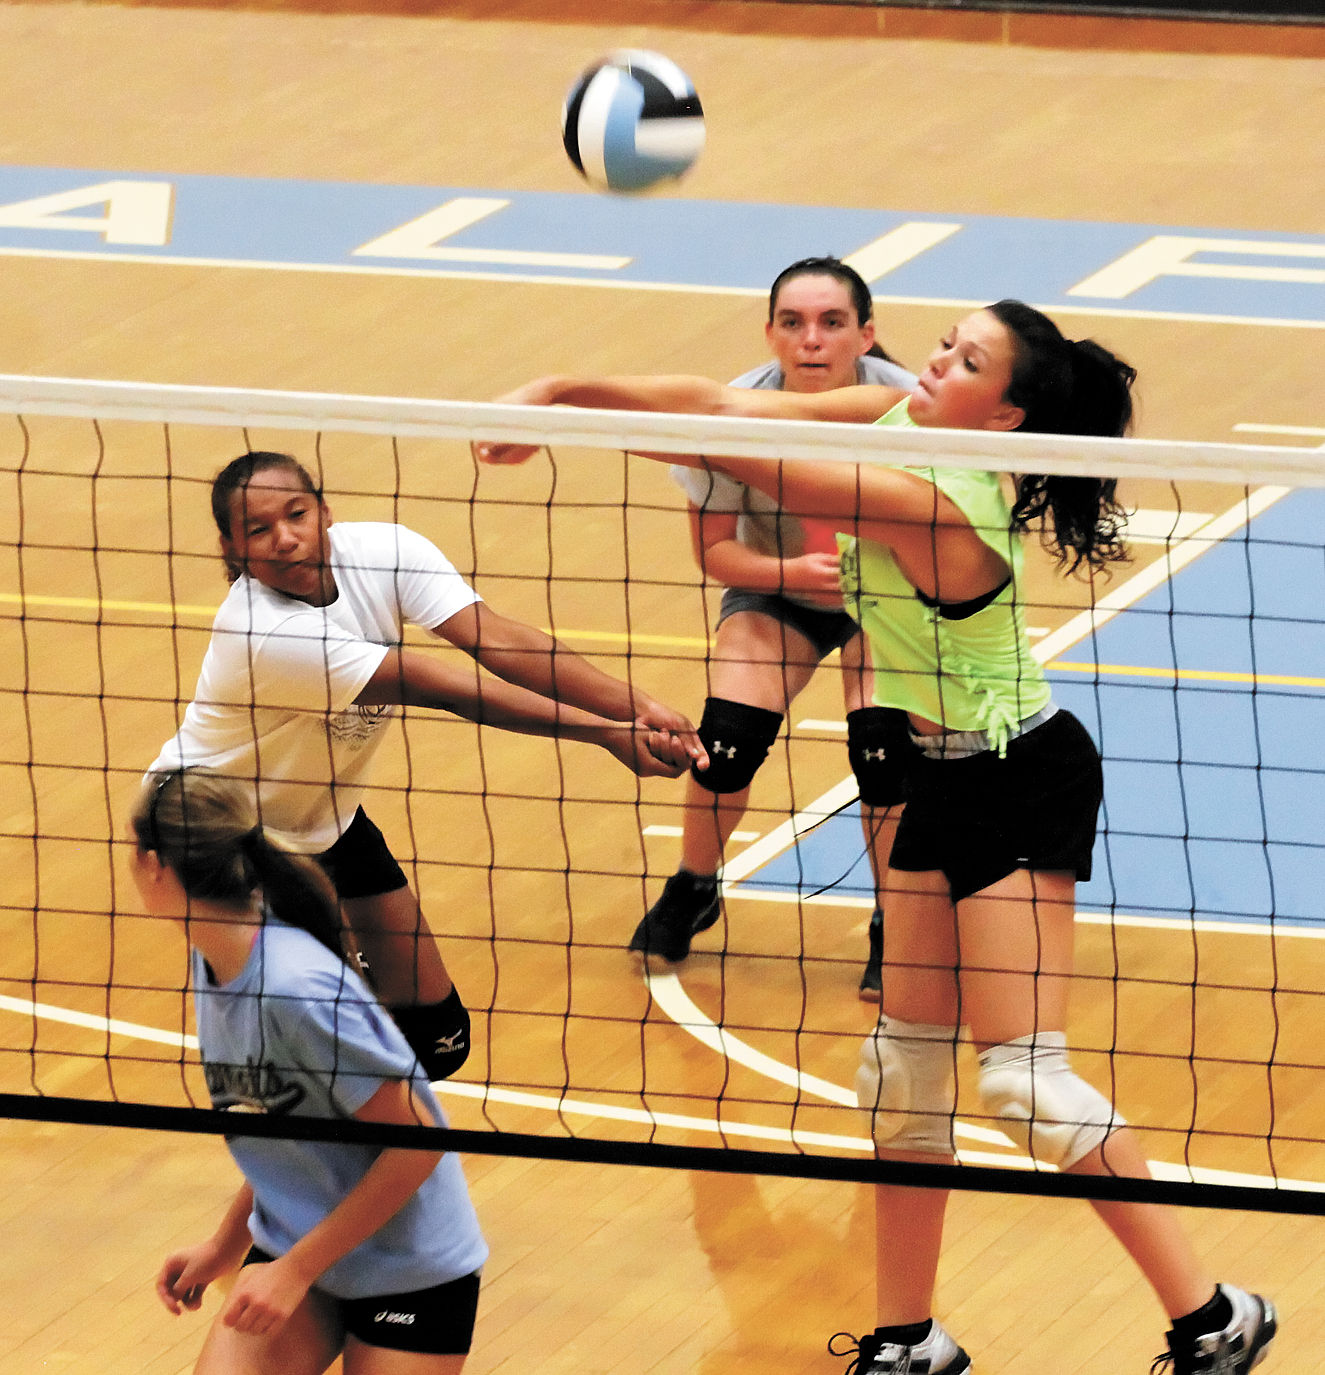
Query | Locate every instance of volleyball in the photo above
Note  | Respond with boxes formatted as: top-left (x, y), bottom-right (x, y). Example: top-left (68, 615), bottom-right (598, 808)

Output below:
top-left (561, 50), bottom-right (705, 194)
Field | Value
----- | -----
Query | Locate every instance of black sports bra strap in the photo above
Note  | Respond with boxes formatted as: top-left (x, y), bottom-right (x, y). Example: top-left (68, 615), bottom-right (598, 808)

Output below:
top-left (914, 576), bottom-right (1012, 621)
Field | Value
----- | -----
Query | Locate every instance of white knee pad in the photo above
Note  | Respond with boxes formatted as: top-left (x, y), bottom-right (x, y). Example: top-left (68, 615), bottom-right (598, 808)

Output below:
top-left (977, 1032), bottom-right (1123, 1169)
top-left (855, 1017), bottom-right (958, 1156)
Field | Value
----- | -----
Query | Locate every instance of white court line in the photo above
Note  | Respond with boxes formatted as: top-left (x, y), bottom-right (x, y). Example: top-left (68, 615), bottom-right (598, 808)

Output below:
top-left (644, 971), bottom-right (1012, 1148)
top-left (4, 991), bottom-right (1316, 1193)
top-left (715, 887), bottom-right (1325, 940)
top-left (0, 993), bottom-right (199, 1049)
top-left (718, 484), bottom-right (1291, 898)
top-left (644, 824), bottom-right (759, 842)
top-left (0, 246), bottom-right (1320, 330)
top-left (1234, 424), bottom-right (1325, 443)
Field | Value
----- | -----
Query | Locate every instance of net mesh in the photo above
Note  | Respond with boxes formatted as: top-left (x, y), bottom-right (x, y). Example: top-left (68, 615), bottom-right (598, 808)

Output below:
top-left (3, 373), bottom-right (1325, 1212)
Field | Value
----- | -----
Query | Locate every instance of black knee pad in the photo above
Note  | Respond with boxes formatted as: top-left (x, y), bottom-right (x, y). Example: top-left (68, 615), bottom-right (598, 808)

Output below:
top-left (390, 987), bottom-right (471, 1082)
top-left (847, 706), bottom-right (918, 807)
top-left (692, 697), bottom-right (784, 795)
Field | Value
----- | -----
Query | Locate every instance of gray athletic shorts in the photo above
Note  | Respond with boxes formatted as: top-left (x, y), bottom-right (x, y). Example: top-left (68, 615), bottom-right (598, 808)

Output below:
top-left (718, 588), bottom-right (860, 661)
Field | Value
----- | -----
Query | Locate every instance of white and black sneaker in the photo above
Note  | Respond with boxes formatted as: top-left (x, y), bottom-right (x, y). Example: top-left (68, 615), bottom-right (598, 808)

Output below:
top-left (1151, 1285), bottom-right (1277, 1375)
top-left (830, 1319), bottom-right (972, 1374)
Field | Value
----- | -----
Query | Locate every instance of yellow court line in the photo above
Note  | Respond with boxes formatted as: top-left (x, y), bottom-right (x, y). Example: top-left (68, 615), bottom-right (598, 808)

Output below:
top-left (7, 591), bottom-right (1325, 685)
top-left (0, 590), bottom-right (710, 649)
top-left (0, 590), bottom-right (219, 618)
top-left (1048, 659), bottom-right (1325, 691)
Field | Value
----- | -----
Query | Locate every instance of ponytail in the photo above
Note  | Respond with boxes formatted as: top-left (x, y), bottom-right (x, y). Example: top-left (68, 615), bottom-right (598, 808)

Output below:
top-left (986, 300), bottom-right (1136, 575)
top-left (1010, 473), bottom-right (1127, 575)
top-left (237, 827), bottom-right (349, 964)
top-left (133, 769), bottom-right (352, 967)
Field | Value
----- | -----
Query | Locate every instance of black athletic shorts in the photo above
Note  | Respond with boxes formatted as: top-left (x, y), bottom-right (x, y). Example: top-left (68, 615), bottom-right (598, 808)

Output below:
top-left (314, 807), bottom-right (409, 901)
top-left (889, 708), bottom-right (1103, 903)
top-left (718, 588), bottom-right (860, 662)
top-left (243, 1247), bottom-right (481, 1354)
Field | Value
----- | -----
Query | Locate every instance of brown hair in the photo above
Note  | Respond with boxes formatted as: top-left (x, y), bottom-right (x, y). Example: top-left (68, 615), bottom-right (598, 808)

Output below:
top-left (132, 769), bottom-right (350, 965)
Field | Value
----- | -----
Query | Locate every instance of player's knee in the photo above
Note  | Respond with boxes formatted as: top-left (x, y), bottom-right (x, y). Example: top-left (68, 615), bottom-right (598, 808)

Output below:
top-left (847, 706), bottom-right (917, 808)
top-left (692, 697), bottom-right (783, 795)
top-left (390, 987), bottom-right (471, 1082)
top-left (977, 1033), bottom-right (1122, 1168)
top-left (855, 1017), bottom-right (958, 1155)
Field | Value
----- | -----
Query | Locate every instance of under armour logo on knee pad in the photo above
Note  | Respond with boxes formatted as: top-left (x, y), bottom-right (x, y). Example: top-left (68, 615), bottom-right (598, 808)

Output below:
top-left (711, 741), bottom-right (738, 759)
top-left (863, 747), bottom-right (888, 762)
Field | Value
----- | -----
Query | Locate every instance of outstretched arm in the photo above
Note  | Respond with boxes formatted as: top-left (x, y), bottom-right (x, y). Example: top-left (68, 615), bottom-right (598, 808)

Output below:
top-left (432, 602), bottom-right (686, 736)
top-left (354, 646), bottom-right (705, 777)
top-left (474, 375), bottom-right (905, 465)
top-left (476, 375), bottom-right (1000, 599)
top-left (475, 375), bottom-right (934, 537)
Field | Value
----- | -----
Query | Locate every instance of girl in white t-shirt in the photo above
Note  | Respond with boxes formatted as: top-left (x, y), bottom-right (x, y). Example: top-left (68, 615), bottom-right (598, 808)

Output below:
top-left (151, 452), bottom-right (705, 1082)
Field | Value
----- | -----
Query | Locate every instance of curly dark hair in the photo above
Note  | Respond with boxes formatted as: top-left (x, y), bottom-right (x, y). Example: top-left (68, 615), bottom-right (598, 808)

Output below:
top-left (986, 300), bottom-right (1135, 574)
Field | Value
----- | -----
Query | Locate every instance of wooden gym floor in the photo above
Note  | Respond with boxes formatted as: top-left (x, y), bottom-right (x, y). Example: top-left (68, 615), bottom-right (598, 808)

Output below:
top-left (0, 2), bottom-right (1323, 1371)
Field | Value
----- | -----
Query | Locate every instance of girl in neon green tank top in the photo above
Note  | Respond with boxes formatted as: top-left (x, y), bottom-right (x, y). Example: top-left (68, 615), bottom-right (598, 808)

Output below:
top-left (479, 300), bottom-right (1277, 1375)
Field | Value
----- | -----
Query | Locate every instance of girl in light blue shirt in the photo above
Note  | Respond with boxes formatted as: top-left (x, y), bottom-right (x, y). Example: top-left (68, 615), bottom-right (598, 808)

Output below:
top-left (129, 767), bottom-right (487, 1374)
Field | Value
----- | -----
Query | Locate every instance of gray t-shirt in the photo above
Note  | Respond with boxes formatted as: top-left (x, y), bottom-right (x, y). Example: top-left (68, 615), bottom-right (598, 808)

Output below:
top-left (671, 354), bottom-right (916, 606)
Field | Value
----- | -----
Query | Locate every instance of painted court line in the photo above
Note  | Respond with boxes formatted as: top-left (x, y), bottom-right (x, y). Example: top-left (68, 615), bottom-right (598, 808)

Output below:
top-left (0, 244), bottom-right (1320, 331)
top-left (2, 990), bottom-right (1313, 1193)
top-left (721, 485), bottom-right (1292, 904)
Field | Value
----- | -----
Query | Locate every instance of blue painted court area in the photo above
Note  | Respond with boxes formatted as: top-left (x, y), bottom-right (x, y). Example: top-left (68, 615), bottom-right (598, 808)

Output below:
top-left (0, 166), bottom-right (1321, 326)
top-left (747, 490), bottom-right (1325, 933)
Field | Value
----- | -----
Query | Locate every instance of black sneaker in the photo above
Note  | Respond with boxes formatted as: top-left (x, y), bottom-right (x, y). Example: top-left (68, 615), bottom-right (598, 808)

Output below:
top-left (829, 1320), bottom-right (971, 1374)
top-left (628, 871), bottom-right (720, 961)
top-left (1151, 1285), bottom-right (1277, 1374)
top-left (859, 908), bottom-right (882, 1000)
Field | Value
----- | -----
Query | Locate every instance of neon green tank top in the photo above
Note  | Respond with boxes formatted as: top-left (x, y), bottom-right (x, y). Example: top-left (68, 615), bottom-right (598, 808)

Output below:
top-left (839, 400), bottom-right (1051, 753)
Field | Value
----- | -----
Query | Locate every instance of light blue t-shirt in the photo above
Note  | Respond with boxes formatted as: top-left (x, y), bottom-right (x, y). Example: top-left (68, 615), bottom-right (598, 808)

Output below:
top-left (191, 918), bottom-right (488, 1298)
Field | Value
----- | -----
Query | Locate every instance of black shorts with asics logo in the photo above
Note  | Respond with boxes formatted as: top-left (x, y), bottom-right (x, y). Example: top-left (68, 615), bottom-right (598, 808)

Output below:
top-left (243, 1247), bottom-right (481, 1354)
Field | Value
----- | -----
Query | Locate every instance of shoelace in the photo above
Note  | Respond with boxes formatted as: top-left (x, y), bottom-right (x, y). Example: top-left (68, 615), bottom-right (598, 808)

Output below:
top-left (827, 1331), bottom-right (912, 1375)
top-left (829, 1332), bottom-right (869, 1375)
top-left (1148, 1335), bottom-right (1238, 1375)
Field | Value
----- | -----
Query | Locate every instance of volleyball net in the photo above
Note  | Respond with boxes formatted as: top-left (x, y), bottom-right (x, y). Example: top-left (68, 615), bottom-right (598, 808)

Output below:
top-left (3, 373), bottom-right (1325, 1214)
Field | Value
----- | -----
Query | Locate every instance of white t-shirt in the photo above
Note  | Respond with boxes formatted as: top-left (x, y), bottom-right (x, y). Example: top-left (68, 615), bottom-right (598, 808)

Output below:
top-left (670, 354), bottom-right (916, 608)
top-left (150, 522), bottom-right (480, 852)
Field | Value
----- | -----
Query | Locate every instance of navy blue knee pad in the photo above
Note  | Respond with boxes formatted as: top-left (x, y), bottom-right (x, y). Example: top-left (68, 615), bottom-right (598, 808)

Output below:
top-left (847, 706), bottom-right (918, 808)
top-left (692, 697), bottom-right (784, 795)
top-left (390, 987), bottom-right (471, 1082)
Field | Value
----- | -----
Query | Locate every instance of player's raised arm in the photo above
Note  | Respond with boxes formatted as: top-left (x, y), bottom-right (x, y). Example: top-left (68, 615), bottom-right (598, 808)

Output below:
top-left (474, 376), bottom-right (905, 465)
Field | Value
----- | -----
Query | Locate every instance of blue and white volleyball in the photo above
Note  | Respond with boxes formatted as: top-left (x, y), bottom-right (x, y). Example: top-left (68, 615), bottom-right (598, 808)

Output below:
top-left (562, 50), bottom-right (705, 194)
